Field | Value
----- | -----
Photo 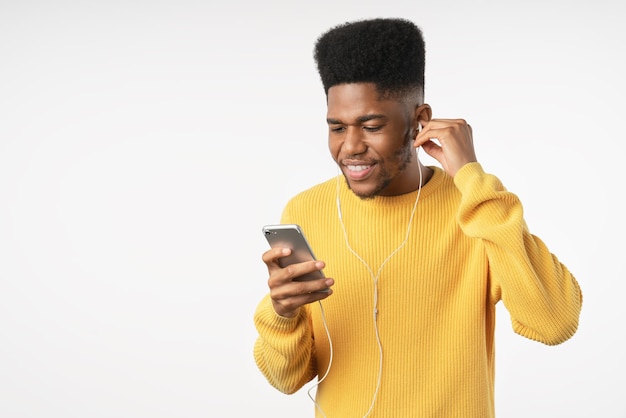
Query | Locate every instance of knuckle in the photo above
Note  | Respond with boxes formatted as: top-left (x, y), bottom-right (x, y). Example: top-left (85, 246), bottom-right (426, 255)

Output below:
top-left (294, 281), bottom-right (309, 295)
top-left (284, 264), bottom-right (298, 278)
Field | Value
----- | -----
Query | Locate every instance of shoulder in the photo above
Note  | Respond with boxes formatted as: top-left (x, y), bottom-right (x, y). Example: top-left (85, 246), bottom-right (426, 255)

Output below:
top-left (286, 177), bottom-right (338, 207)
top-left (281, 177), bottom-right (339, 223)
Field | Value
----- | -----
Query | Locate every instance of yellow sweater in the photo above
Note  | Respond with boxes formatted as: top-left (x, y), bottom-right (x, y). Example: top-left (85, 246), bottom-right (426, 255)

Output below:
top-left (254, 163), bottom-right (582, 418)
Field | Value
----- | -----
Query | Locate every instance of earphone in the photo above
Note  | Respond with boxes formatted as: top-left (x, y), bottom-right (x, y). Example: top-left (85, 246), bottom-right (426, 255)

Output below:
top-left (308, 147), bottom-right (425, 417)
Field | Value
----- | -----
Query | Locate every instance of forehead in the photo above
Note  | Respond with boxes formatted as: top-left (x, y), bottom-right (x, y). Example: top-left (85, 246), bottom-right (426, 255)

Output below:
top-left (326, 83), bottom-right (406, 122)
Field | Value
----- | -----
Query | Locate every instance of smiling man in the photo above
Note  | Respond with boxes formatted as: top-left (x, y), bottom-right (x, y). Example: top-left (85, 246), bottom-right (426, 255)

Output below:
top-left (253, 18), bottom-right (582, 417)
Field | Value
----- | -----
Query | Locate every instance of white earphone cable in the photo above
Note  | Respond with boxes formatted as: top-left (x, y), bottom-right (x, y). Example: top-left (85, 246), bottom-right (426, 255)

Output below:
top-left (311, 147), bottom-right (424, 418)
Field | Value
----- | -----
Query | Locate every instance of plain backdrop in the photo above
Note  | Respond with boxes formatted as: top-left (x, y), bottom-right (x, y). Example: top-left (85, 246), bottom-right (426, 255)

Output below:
top-left (1, 1), bottom-right (624, 417)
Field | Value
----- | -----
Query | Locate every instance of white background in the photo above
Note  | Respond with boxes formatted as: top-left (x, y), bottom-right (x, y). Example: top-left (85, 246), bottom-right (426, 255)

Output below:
top-left (1, 1), bottom-right (624, 417)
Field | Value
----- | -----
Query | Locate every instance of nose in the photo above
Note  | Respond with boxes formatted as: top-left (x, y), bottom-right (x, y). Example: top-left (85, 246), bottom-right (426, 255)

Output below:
top-left (343, 127), bottom-right (366, 155)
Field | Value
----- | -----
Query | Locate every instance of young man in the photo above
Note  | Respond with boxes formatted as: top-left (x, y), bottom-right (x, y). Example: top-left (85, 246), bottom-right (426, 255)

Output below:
top-left (253, 18), bottom-right (582, 417)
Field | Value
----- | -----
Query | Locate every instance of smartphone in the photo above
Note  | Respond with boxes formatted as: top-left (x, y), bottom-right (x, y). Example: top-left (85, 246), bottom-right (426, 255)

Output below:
top-left (262, 224), bottom-right (325, 283)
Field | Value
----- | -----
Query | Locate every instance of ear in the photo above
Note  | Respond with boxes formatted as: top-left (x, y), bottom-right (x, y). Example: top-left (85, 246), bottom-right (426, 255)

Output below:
top-left (414, 103), bottom-right (432, 130)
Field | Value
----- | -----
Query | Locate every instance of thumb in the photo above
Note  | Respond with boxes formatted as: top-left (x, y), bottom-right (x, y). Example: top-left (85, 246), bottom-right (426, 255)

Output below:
top-left (419, 140), bottom-right (442, 162)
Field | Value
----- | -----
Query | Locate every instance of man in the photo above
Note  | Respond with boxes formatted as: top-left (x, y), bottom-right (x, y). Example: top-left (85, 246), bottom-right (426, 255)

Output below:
top-left (253, 17), bottom-right (582, 417)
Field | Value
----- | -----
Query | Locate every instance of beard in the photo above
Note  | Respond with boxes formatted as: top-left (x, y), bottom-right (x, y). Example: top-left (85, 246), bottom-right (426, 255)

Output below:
top-left (343, 135), bottom-right (414, 200)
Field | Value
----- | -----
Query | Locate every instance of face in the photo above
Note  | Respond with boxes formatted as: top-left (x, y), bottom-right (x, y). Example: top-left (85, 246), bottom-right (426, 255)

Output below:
top-left (327, 83), bottom-right (422, 199)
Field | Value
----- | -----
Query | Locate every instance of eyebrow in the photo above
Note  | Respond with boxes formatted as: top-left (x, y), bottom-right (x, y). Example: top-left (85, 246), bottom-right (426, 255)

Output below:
top-left (326, 114), bottom-right (388, 125)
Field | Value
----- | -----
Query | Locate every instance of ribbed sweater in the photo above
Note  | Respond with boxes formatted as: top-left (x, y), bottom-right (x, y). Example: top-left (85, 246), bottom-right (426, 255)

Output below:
top-left (254, 163), bottom-right (582, 418)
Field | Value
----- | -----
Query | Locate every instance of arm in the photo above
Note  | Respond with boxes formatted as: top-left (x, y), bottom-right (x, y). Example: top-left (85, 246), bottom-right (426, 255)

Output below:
top-left (455, 162), bottom-right (582, 345)
top-left (253, 236), bottom-right (333, 393)
top-left (253, 294), bottom-right (318, 393)
top-left (415, 118), bottom-right (582, 345)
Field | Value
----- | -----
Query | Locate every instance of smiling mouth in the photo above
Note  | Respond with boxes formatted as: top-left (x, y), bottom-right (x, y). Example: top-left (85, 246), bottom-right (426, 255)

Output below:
top-left (346, 164), bottom-right (371, 172)
top-left (343, 162), bottom-right (376, 180)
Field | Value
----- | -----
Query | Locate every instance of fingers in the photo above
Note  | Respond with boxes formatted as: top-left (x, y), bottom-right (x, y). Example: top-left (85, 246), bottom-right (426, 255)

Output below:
top-left (262, 247), bottom-right (326, 286)
top-left (270, 279), bottom-right (334, 317)
top-left (420, 139), bottom-right (442, 160)
top-left (269, 275), bottom-right (334, 318)
top-left (262, 247), bottom-right (291, 269)
top-left (413, 118), bottom-right (470, 147)
top-left (262, 247), bottom-right (334, 318)
top-left (414, 118), bottom-right (477, 177)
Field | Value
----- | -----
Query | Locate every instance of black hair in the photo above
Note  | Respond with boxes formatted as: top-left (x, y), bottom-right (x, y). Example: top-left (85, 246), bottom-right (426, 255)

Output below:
top-left (313, 18), bottom-right (426, 99)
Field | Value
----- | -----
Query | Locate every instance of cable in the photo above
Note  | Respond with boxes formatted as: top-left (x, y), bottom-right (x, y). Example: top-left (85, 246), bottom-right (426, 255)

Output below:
top-left (310, 148), bottom-right (424, 417)
top-left (307, 300), bottom-right (333, 417)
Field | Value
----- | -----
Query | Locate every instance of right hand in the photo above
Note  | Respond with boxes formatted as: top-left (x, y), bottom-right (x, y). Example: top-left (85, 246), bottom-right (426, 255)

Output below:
top-left (262, 247), bottom-right (334, 318)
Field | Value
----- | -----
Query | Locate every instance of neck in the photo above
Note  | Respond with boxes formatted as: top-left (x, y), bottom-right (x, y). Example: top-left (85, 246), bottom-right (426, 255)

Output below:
top-left (417, 163), bottom-right (433, 190)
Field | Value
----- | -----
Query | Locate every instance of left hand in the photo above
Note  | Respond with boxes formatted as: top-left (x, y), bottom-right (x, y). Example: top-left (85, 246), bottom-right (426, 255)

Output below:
top-left (414, 118), bottom-right (477, 177)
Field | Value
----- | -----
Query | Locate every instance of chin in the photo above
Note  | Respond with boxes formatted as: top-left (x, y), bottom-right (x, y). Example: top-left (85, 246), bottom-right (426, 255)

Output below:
top-left (345, 178), bottom-right (379, 200)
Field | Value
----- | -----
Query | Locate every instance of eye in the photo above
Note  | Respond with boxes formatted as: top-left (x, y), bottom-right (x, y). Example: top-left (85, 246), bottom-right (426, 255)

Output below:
top-left (363, 125), bottom-right (382, 132)
top-left (330, 126), bottom-right (345, 133)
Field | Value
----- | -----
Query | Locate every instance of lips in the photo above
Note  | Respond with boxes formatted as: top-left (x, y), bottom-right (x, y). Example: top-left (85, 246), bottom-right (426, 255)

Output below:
top-left (346, 164), bottom-right (370, 172)
top-left (343, 161), bottom-right (375, 180)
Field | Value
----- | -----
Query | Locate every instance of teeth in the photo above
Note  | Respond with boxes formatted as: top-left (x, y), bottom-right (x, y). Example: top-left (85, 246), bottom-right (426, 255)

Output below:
top-left (347, 165), bottom-right (370, 172)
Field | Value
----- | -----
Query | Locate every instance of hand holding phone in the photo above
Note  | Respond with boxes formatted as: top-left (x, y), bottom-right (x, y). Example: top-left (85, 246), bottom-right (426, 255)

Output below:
top-left (262, 224), bottom-right (331, 294)
top-left (261, 224), bottom-right (332, 317)
top-left (262, 224), bottom-right (325, 282)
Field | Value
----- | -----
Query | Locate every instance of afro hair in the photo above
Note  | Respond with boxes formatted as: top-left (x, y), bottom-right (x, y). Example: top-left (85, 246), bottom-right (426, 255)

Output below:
top-left (313, 18), bottom-right (426, 99)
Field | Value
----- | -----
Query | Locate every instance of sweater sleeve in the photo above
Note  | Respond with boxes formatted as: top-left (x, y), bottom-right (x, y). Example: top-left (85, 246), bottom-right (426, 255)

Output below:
top-left (253, 294), bottom-right (318, 394)
top-left (454, 162), bottom-right (582, 345)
